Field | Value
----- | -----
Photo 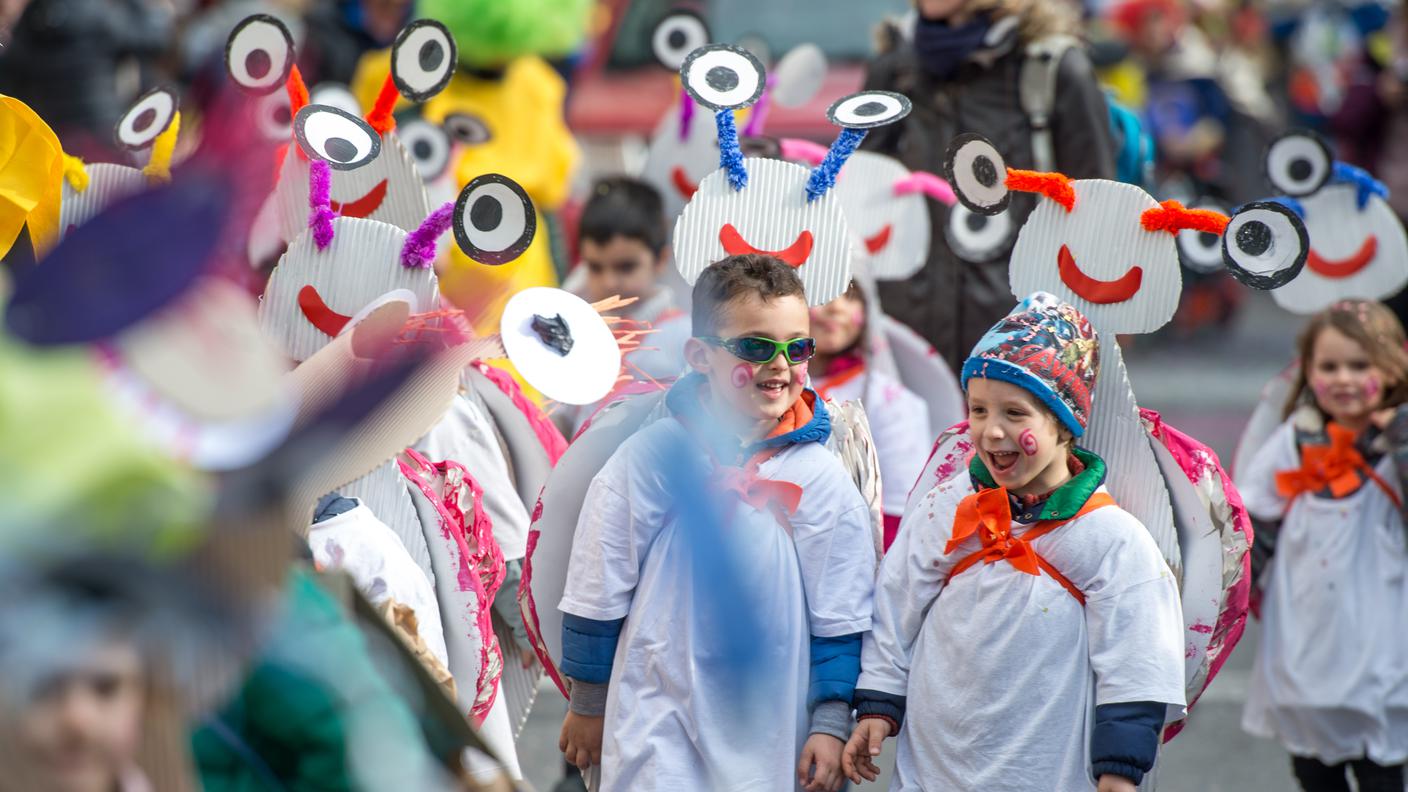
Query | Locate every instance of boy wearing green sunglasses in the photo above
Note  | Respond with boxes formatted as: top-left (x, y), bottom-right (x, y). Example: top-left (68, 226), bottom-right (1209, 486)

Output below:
top-left (559, 254), bottom-right (876, 792)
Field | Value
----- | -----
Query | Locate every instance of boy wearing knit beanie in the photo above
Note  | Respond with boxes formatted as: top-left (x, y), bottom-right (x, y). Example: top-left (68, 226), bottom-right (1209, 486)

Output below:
top-left (843, 293), bottom-right (1186, 792)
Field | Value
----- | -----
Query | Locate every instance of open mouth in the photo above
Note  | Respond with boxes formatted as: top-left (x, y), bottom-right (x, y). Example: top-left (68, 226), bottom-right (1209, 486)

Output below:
top-left (987, 448), bottom-right (1019, 474)
top-left (330, 179), bottom-right (388, 218)
top-left (298, 285), bottom-right (353, 337)
top-left (1057, 244), bottom-right (1143, 304)
top-left (720, 223), bottom-right (814, 267)
top-left (864, 225), bottom-right (893, 255)
top-left (671, 166), bottom-right (698, 200)
top-left (1307, 236), bottom-right (1377, 278)
top-left (757, 377), bottom-right (789, 400)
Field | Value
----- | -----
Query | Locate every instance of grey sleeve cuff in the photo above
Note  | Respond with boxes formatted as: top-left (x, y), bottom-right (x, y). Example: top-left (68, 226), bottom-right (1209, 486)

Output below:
top-left (809, 699), bottom-right (853, 741)
top-left (568, 679), bottom-right (609, 717)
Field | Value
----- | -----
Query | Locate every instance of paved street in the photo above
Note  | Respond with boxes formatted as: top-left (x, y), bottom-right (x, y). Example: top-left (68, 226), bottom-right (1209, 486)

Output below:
top-left (514, 291), bottom-right (1307, 791)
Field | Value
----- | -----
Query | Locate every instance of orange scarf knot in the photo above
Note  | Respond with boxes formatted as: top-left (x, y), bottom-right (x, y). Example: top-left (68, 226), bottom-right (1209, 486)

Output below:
top-left (1276, 423), bottom-right (1373, 501)
top-left (712, 465), bottom-right (804, 519)
top-left (945, 487), bottom-right (1041, 576)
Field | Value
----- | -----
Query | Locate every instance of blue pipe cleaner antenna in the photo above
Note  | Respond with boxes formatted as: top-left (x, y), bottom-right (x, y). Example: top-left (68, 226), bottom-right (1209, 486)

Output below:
top-left (805, 128), bottom-right (866, 202)
top-left (716, 110), bottom-right (748, 191)
top-left (1257, 195), bottom-right (1306, 219)
top-left (1332, 161), bottom-right (1389, 209)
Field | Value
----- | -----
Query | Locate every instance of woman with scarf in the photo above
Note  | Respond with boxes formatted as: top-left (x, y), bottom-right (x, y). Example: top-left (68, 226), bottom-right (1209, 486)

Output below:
top-left (860, 0), bottom-right (1116, 371)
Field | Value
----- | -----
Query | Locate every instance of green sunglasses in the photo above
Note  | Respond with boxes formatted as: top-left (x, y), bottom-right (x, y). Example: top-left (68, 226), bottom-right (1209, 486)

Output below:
top-left (699, 335), bottom-right (818, 365)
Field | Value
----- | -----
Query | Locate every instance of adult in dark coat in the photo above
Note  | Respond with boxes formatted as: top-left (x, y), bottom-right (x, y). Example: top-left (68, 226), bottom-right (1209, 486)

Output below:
top-left (860, 0), bottom-right (1116, 371)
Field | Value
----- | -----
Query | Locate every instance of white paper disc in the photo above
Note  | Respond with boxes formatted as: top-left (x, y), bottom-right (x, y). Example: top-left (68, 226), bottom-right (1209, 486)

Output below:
top-left (500, 288), bottom-right (620, 405)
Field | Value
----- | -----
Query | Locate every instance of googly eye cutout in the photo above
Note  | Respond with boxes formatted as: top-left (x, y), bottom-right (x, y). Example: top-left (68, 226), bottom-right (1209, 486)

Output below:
top-left (680, 44), bottom-right (766, 111)
top-left (945, 202), bottom-right (1016, 263)
top-left (1221, 201), bottom-right (1309, 290)
top-left (943, 133), bottom-right (1010, 215)
top-left (1175, 200), bottom-right (1230, 274)
top-left (827, 91), bottom-right (911, 129)
top-left (292, 105), bottom-right (381, 170)
top-left (254, 91), bottom-right (293, 142)
top-left (225, 14), bottom-right (295, 96)
top-left (453, 173), bottom-right (536, 266)
top-left (398, 119), bottom-right (451, 182)
top-left (652, 10), bottom-right (709, 71)
top-left (443, 112), bottom-right (492, 146)
top-left (114, 87), bottom-right (178, 151)
top-left (1265, 130), bottom-right (1332, 197)
top-left (391, 19), bottom-right (457, 102)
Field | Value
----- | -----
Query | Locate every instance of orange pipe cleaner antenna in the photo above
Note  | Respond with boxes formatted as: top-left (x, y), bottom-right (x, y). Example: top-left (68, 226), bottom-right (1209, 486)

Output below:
top-left (286, 65), bottom-right (310, 160)
top-left (1140, 200), bottom-right (1229, 235)
top-left (365, 74), bottom-right (399, 137)
top-left (1004, 169), bottom-right (1075, 212)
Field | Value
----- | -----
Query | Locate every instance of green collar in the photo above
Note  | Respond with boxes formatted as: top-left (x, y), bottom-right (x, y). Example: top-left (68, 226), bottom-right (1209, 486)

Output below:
top-left (968, 446), bottom-right (1108, 520)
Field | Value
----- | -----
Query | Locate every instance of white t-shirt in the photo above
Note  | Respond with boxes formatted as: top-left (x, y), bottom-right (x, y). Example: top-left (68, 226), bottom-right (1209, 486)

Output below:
top-left (862, 474), bottom-right (1186, 791)
top-left (1238, 419), bottom-right (1408, 764)
top-left (560, 418), bottom-right (876, 791)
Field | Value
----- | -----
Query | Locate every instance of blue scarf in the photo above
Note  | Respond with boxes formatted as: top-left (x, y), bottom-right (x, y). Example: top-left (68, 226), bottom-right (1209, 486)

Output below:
top-left (913, 13), bottom-right (992, 80)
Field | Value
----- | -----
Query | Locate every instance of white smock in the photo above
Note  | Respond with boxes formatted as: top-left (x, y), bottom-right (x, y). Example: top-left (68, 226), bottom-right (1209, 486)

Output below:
top-left (860, 476), bottom-right (1186, 791)
top-left (1238, 420), bottom-right (1408, 764)
top-left (307, 500), bottom-right (450, 668)
top-left (817, 367), bottom-right (932, 517)
top-left (559, 418), bottom-right (876, 791)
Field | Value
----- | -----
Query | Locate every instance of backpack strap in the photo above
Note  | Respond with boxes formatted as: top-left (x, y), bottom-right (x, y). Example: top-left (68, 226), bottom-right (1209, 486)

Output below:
top-left (1019, 35), bottom-right (1079, 172)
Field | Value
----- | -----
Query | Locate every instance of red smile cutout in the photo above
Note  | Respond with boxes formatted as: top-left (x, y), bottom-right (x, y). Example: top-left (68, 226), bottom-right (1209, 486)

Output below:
top-left (298, 285), bottom-right (352, 337)
top-left (864, 225), bottom-right (893, 254)
top-left (671, 166), bottom-right (698, 199)
top-left (720, 223), bottom-right (815, 267)
top-left (329, 179), bottom-right (388, 218)
top-left (1307, 236), bottom-right (1377, 278)
top-left (1057, 244), bottom-right (1143, 304)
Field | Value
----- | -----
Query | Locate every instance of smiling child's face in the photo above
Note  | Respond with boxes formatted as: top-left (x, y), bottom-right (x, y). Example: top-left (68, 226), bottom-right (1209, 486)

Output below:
top-left (966, 377), bottom-right (1072, 497)
top-left (1307, 325), bottom-right (1389, 428)
top-left (687, 292), bottom-right (811, 432)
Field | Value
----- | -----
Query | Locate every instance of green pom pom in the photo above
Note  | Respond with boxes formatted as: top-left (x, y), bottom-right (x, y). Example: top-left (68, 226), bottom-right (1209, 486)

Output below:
top-left (418, 0), bottom-right (594, 68)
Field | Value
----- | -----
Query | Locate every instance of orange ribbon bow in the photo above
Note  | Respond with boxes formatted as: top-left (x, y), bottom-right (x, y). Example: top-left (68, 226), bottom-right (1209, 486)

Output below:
top-left (714, 466), bottom-right (804, 519)
top-left (1275, 423), bottom-right (1401, 507)
top-left (944, 487), bottom-right (1041, 575)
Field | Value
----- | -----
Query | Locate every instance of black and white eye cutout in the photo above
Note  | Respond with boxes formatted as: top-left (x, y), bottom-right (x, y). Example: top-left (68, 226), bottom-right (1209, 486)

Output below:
top-left (397, 119), bottom-right (451, 182)
top-left (391, 20), bottom-right (457, 102)
top-left (944, 133), bottom-right (1010, 215)
top-left (652, 10), bottom-right (709, 70)
top-left (292, 105), bottom-right (381, 170)
top-left (680, 44), bottom-right (766, 111)
top-left (1265, 131), bottom-right (1332, 197)
top-left (945, 202), bottom-right (1016, 263)
top-left (254, 91), bottom-right (292, 142)
top-left (310, 83), bottom-right (361, 116)
top-left (453, 173), bottom-right (536, 265)
top-left (443, 112), bottom-right (492, 146)
top-left (828, 91), bottom-right (911, 129)
top-left (225, 14), bottom-right (295, 96)
top-left (114, 87), bottom-right (178, 151)
top-left (1221, 201), bottom-right (1309, 290)
top-left (1176, 200), bottom-right (1230, 274)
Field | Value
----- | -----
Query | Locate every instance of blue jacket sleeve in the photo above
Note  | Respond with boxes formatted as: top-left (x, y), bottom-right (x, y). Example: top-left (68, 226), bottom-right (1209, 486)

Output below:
top-left (809, 633), bottom-right (862, 708)
top-left (559, 613), bottom-right (625, 684)
top-left (1091, 700), bottom-right (1165, 785)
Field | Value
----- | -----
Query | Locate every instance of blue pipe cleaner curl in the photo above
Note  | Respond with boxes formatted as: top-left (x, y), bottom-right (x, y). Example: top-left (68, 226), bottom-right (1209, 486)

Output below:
top-left (716, 110), bottom-right (748, 191)
top-left (1332, 161), bottom-right (1389, 210)
top-left (1251, 195), bottom-right (1306, 219)
top-left (805, 128), bottom-right (867, 203)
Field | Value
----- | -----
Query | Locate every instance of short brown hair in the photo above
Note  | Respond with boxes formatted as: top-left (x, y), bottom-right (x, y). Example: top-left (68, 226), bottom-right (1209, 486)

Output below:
top-left (1284, 299), bottom-right (1408, 418)
top-left (692, 254), bottom-right (806, 337)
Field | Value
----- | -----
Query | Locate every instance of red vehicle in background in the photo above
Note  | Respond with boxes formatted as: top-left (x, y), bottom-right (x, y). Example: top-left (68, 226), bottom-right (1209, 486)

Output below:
top-left (567, 0), bottom-right (911, 154)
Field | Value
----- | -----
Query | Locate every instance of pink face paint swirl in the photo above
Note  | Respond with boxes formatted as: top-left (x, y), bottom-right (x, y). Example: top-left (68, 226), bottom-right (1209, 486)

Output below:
top-left (1019, 429), bottom-right (1039, 456)
top-left (731, 363), bottom-right (755, 389)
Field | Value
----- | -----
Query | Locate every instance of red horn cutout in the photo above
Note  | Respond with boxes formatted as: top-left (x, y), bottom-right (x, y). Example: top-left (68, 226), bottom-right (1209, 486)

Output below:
top-left (1004, 169), bottom-right (1075, 212)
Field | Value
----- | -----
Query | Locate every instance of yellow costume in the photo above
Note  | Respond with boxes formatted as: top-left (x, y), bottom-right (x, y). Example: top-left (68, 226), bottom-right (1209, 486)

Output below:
top-left (0, 95), bottom-right (63, 260)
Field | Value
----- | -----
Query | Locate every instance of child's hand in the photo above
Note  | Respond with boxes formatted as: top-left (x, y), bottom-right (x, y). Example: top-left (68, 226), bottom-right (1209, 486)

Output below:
top-left (841, 718), bottom-right (891, 784)
top-left (558, 711), bottom-right (604, 770)
top-left (797, 733), bottom-right (845, 792)
top-left (1097, 774), bottom-right (1138, 792)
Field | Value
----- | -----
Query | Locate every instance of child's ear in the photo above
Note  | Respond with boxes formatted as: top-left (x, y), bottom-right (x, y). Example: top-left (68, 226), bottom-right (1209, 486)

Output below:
top-left (684, 337), bottom-right (712, 373)
top-left (654, 246), bottom-right (671, 271)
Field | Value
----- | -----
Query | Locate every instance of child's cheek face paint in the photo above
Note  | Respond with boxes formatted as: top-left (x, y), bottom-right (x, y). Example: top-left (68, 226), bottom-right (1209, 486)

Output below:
top-left (1364, 376), bottom-right (1382, 401)
top-left (731, 363), bottom-right (755, 389)
top-left (1018, 429), bottom-right (1039, 456)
